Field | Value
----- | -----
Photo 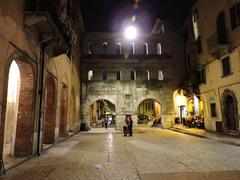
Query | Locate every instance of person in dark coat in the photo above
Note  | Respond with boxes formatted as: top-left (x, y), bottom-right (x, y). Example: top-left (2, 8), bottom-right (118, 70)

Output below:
top-left (104, 116), bottom-right (108, 129)
top-left (122, 117), bottom-right (128, 136)
top-left (127, 116), bottom-right (133, 136)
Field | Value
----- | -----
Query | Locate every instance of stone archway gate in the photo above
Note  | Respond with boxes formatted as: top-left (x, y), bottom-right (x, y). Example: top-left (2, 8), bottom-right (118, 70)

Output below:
top-left (81, 81), bottom-right (175, 130)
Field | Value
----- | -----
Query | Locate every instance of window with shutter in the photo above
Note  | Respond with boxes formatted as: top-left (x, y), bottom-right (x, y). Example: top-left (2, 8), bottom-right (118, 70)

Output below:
top-left (230, 5), bottom-right (238, 30)
top-left (222, 57), bottom-right (231, 76)
top-left (210, 103), bottom-right (217, 117)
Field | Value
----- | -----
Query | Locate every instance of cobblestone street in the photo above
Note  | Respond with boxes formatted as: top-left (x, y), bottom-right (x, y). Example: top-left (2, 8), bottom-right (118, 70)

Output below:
top-left (2, 129), bottom-right (240, 180)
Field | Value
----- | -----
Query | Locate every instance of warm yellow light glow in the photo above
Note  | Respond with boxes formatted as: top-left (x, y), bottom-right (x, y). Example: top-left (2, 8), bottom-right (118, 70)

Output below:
top-left (124, 26), bottom-right (137, 40)
top-left (176, 95), bottom-right (185, 107)
top-left (7, 61), bottom-right (20, 103)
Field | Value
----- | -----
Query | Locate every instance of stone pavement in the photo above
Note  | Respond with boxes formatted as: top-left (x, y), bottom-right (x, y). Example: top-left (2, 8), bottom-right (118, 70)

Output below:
top-left (1, 128), bottom-right (240, 179)
top-left (170, 124), bottom-right (240, 146)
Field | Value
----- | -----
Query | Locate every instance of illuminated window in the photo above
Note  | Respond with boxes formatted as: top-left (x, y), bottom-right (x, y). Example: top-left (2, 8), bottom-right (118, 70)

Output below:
top-left (146, 70), bottom-right (150, 80)
top-left (192, 9), bottom-right (199, 40)
top-left (102, 42), bottom-right (108, 54)
top-left (158, 71), bottom-right (164, 80)
top-left (144, 43), bottom-right (148, 55)
top-left (88, 70), bottom-right (93, 81)
top-left (116, 42), bottom-right (122, 55)
top-left (157, 43), bottom-right (162, 55)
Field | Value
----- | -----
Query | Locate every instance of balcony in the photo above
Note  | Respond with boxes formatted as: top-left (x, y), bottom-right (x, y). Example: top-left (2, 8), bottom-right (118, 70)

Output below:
top-left (24, 0), bottom-right (74, 56)
top-left (207, 32), bottom-right (232, 60)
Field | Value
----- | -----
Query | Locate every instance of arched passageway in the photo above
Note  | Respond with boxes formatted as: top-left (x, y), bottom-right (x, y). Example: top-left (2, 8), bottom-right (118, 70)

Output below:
top-left (43, 75), bottom-right (56, 144)
top-left (137, 99), bottom-right (162, 126)
top-left (59, 84), bottom-right (68, 137)
top-left (3, 60), bottom-right (34, 157)
top-left (90, 99), bottom-right (116, 128)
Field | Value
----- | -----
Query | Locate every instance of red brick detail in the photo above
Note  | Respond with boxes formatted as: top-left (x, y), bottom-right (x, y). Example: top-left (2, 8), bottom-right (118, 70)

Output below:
top-left (59, 85), bottom-right (68, 137)
top-left (14, 60), bottom-right (34, 157)
top-left (44, 76), bottom-right (56, 144)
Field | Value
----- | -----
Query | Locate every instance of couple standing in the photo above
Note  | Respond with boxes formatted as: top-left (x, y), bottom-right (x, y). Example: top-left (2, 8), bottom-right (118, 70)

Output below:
top-left (123, 115), bottom-right (133, 136)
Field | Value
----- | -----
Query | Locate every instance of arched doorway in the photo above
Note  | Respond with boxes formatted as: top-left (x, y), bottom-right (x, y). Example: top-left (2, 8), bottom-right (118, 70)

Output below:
top-left (43, 75), bottom-right (56, 145)
top-left (3, 60), bottom-right (34, 157)
top-left (226, 96), bottom-right (236, 130)
top-left (222, 90), bottom-right (238, 132)
top-left (137, 99), bottom-right (162, 127)
top-left (90, 99), bottom-right (116, 128)
top-left (59, 84), bottom-right (68, 137)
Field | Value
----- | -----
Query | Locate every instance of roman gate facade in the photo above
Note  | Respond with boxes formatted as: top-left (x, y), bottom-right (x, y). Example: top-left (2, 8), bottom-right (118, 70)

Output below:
top-left (81, 30), bottom-right (185, 130)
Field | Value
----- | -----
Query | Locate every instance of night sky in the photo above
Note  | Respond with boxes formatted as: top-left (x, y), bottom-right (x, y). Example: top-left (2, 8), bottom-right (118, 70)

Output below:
top-left (80, 0), bottom-right (196, 32)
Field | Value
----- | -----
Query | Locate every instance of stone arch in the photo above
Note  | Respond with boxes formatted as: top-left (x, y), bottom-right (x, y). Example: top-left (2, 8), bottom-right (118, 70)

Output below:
top-left (43, 74), bottom-right (57, 144)
top-left (86, 96), bottom-right (117, 110)
top-left (221, 89), bottom-right (239, 132)
top-left (88, 98), bottom-right (116, 127)
top-left (135, 95), bottom-right (162, 112)
top-left (136, 97), bottom-right (162, 125)
top-left (2, 55), bottom-right (36, 157)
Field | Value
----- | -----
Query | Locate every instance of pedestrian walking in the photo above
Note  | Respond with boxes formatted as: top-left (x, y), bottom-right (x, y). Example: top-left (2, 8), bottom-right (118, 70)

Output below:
top-left (122, 117), bottom-right (128, 136)
top-left (104, 116), bottom-right (108, 129)
top-left (127, 115), bottom-right (133, 136)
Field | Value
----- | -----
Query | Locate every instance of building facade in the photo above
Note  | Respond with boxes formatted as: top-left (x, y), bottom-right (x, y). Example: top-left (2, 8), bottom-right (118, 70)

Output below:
top-left (81, 28), bottom-right (185, 130)
top-left (0, 0), bottom-right (84, 159)
top-left (185, 0), bottom-right (240, 134)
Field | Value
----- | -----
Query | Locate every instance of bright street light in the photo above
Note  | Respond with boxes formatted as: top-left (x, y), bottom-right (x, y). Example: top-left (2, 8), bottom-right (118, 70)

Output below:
top-left (124, 26), bottom-right (137, 40)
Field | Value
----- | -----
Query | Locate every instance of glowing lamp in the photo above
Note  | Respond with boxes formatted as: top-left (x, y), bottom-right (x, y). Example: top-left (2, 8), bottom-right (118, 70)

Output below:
top-left (124, 26), bottom-right (137, 40)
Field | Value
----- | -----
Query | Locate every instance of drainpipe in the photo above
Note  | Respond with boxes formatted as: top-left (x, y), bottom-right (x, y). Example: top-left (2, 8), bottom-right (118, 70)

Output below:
top-left (36, 42), bottom-right (46, 156)
top-left (37, 37), bottom-right (53, 156)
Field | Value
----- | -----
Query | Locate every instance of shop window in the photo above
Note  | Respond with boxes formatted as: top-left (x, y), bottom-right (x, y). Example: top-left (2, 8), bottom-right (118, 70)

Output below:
top-left (210, 103), bottom-right (217, 117)
top-left (222, 57), bottom-right (231, 76)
